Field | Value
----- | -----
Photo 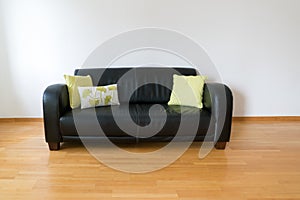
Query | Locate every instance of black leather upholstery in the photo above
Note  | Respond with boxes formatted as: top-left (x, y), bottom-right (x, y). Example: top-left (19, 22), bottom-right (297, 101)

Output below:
top-left (59, 104), bottom-right (212, 138)
top-left (75, 67), bottom-right (197, 103)
top-left (43, 67), bottom-right (233, 149)
top-left (203, 83), bottom-right (233, 142)
top-left (43, 84), bottom-right (69, 143)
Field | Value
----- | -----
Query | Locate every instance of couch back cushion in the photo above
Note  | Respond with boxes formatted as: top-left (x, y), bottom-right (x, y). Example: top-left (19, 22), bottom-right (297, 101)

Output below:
top-left (75, 67), bottom-right (197, 104)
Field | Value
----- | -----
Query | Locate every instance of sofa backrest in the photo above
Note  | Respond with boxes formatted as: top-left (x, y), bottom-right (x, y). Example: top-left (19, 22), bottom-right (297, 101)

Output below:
top-left (75, 67), bottom-right (197, 104)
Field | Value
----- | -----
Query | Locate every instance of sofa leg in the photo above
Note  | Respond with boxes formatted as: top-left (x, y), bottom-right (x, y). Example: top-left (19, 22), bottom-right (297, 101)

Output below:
top-left (215, 142), bottom-right (226, 150)
top-left (48, 142), bottom-right (60, 151)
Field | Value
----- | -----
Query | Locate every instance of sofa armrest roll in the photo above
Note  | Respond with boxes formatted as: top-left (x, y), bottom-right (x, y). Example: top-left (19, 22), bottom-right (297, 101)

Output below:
top-left (43, 84), bottom-right (70, 145)
top-left (203, 83), bottom-right (233, 144)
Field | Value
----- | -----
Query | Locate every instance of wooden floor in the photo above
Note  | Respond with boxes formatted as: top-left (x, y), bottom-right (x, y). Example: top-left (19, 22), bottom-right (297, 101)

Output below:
top-left (0, 120), bottom-right (300, 200)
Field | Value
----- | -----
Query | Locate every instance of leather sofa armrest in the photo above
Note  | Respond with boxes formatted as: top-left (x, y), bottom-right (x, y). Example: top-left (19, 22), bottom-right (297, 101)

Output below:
top-left (43, 84), bottom-right (70, 143)
top-left (203, 83), bottom-right (233, 142)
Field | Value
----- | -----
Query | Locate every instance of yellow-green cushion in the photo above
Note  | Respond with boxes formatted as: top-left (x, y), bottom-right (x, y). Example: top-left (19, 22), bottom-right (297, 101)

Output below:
top-left (64, 75), bottom-right (93, 109)
top-left (168, 75), bottom-right (207, 108)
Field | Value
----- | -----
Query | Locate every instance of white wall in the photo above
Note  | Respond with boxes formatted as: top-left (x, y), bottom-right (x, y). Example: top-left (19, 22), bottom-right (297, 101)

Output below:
top-left (0, 0), bottom-right (299, 117)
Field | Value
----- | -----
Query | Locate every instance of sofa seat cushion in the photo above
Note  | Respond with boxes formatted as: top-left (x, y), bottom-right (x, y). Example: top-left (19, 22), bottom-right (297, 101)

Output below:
top-left (60, 104), bottom-right (213, 138)
top-left (136, 104), bottom-right (213, 138)
top-left (60, 104), bottom-right (139, 137)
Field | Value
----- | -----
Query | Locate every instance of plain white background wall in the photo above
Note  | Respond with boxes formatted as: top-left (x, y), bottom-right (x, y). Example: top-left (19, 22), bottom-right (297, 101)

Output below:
top-left (0, 0), bottom-right (299, 117)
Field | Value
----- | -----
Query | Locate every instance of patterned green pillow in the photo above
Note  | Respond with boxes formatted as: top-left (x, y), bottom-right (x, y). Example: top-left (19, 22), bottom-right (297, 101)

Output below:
top-left (77, 84), bottom-right (120, 109)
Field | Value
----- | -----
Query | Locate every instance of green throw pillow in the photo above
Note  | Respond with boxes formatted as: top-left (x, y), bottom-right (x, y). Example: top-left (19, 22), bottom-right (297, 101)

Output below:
top-left (168, 74), bottom-right (207, 108)
top-left (64, 74), bottom-right (93, 109)
top-left (78, 84), bottom-right (120, 109)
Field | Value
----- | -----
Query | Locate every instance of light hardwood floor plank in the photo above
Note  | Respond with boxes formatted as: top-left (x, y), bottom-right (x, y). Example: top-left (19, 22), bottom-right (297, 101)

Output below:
top-left (0, 120), bottom-right (300, 199)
